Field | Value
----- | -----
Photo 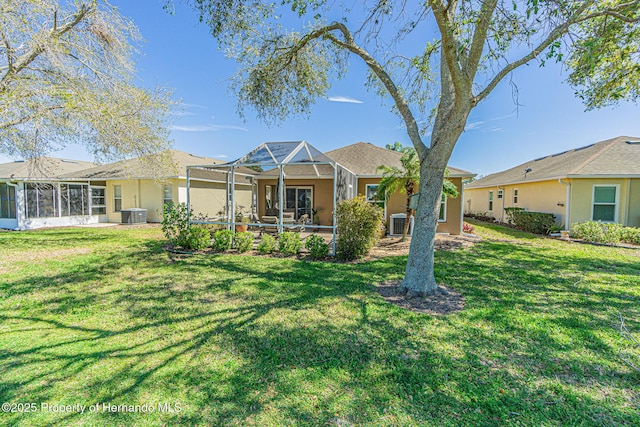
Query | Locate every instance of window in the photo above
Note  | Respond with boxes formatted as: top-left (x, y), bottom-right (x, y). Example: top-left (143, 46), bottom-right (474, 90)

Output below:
top-left (25, 183), bottom-right (58, 218)
top-left (497, 189), bottom-right (503, 199)
top-left (162, 184), bottom-right (173, 208)
top-left (438, 193), bottom-right (447, 222)
top-left (513, 189), bottom-right (519, 204)
top-left (592, 185), bottom-right (618, 222)
top-left (488, 191), bottom-right (494, 211)
top-left (0, 183), bottom-right (16, 219)
top-left (113, 185), bottom-right (122, 212)
top-left (366, 184), bottom-right (385, 209)
top-left (60, 184), bottom-right (90, 216)
top-left (285, 186), bottom-right (313, 219)
top-left (91, 186), bottom-right (106, 215)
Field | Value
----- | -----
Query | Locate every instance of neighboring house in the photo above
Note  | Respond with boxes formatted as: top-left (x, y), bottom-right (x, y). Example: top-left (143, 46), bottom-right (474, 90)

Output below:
top-left (465, 136), bottom-right (640, 229)
top-left (196, 141), bottom-right (475, 235)
top-left (0, 157), bottom-right (98, 230)
top-left (62, 150), bottom-right (252, 224)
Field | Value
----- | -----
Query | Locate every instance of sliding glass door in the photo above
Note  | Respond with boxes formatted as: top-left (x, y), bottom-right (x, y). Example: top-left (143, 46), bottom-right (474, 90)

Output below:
top-left (285, 187), bottom-right (312, 220)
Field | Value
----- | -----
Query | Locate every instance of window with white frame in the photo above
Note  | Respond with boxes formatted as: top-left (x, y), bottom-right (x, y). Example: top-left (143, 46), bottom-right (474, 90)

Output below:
top-left (592, 185), bottom-right (618, 222)
top-left (91, 186), bottom-right (106, 215)
top-left (497, 189), bottom-right (503, 199)
top-left (438, 193), bottom-right (447, 221)
top-left (25, 183), bottom-right (58, 218)
top-left (513, 189), bottom-right (519, 204)
top-left (60, 184), bottom-right (90, 216)
top-left (0, 183), bottom-right (16, 219)
top-left (488, 190), bottom-right (494, 211)
top-left (365, 184), bottom-right (385, 208)
top-left (162, 184), bottom-right (173, 208)
top-left (113, 185), bottom-right (122, 212)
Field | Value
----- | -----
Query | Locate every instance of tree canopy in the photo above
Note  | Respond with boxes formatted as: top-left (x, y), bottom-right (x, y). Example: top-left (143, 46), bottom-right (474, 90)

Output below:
top-left (1, 0), bottom-right (174, 164)
top-left (187, 0), bottom-right (640, 295)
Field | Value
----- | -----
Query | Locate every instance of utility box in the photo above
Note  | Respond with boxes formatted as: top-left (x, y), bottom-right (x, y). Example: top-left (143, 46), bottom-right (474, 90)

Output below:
top-left (121, 208), bottom-right (147, 224)
top-left (390, 213), bottom-right (414, 236)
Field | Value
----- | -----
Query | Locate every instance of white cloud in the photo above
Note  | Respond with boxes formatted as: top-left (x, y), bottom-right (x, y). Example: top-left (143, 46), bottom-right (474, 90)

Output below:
top-left (464, 120), bottom-right (485, 131)
top-left (168, 110), bottom-right (196, 117)
top-left (327, 95), bottom-right (364, 104)
top-left (169, 124), bottom-right (248, 132)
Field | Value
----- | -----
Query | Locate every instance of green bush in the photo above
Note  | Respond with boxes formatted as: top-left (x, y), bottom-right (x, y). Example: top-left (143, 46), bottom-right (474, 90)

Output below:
top-left (278, 231), bottom-right (302, 256)
top-left (161, 202), bottom-right (192, 247)
top-left (336, 196), bottom-right (383, 261)
top-left (257, 234), bottom-right (276, 254)
top-left (185, 226), bottom-right (211, 250)
top-left (510, 210), bottom-right (557, 234)
top-left (233, 231), bottom-right (254, 253)
top-left (571, 221), bottom-right (640, 245)
top-left (504, 207), bottom-right (525, 224)
top-left (211, 229), bottom-right (234, 252)
top-left (305, 234), bottom-right (329, 260)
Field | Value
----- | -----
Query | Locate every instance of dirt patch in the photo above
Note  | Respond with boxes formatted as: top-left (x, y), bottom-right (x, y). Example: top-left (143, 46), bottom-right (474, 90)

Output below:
top-left (376, 280), bottom-right (465, 315)
top-left (365, 233), bottom-right (480, 260)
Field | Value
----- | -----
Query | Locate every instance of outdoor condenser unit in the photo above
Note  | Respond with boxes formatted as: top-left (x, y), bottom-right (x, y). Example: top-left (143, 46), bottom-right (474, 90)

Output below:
top-left (121, 208), bottom-right (147, 224)
top-left (389, 213), bottom-right (414, 236)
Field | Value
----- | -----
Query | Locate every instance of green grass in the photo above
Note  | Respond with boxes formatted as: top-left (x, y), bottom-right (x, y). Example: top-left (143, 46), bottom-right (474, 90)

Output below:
top-left (0, 222), bottom-right (638, 426)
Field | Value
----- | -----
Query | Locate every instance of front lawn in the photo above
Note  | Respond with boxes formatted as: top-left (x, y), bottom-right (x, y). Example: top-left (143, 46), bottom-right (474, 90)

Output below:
top-left (0, 223), bottom-right (638, 426)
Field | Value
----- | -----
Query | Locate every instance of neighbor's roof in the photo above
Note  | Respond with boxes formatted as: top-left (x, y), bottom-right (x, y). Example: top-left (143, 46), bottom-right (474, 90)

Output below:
top-left (325, 142), bottom-right (474, 177)
top-left (0, 157), bottom-right (96, 180)
top-left (62, 150), bottom-right (224, 180)
top-left (466, 136), bottom-right (640, 189)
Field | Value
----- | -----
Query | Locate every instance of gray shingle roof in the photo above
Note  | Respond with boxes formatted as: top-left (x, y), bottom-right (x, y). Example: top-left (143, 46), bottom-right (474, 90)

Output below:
top-left (0, 157), bottom-right (96, 180)
top-left (324, 142), bottom-right (474, 177)
top-left (466, 136), bottom-right (640, 189)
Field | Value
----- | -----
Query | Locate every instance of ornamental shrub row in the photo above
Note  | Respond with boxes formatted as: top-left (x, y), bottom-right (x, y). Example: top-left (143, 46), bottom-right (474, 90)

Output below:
top-left (571, 221), bottom-right (640, 245)
top-left (506, 208), bottom-right (557, 235)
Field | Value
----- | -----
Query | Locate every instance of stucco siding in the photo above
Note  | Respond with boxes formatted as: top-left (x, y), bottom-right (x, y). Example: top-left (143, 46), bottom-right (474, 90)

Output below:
top-left (184, 180), bottom-right (252, 220)
top-left (628, 179), bottom-right (640, 227)
top-left (257, 179), bottom-right (334, 225)
top-left (106, 180), bottom-right (139, 223)
top-left (570, 178), bottom-right (631, 225)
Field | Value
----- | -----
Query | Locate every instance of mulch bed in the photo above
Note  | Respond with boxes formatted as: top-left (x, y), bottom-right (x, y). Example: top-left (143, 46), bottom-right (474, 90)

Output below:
top-left (376, 280), bottom-right (465, 315)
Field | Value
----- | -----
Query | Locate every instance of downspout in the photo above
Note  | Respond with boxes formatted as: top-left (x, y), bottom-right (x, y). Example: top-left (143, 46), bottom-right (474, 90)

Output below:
top-left (558, 178), bottom-right (571, 230)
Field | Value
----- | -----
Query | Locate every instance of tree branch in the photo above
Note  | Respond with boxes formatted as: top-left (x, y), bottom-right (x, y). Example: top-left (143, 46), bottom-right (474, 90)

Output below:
top-left (465, 0), bottom-right (498, 81)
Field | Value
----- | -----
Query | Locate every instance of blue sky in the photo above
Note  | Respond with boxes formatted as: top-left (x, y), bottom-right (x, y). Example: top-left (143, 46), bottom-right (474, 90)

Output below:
top-left (4, 1), bottom-right (640, 175)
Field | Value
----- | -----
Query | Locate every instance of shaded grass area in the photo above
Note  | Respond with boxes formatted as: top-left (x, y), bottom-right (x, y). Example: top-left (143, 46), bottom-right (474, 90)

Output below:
top-left (0, 223), bottom-right (639, 426)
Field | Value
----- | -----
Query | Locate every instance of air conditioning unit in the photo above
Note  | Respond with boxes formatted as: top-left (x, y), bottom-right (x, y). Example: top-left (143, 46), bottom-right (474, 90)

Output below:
top-left (390, 213), bottom-right (414, 236)
top-left (121, 208), bottom-right (147, 224)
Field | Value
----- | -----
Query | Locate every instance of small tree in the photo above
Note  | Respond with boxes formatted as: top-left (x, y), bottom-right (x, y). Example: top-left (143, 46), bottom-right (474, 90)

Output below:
top-left (377, 146), bottom-right (458, 241)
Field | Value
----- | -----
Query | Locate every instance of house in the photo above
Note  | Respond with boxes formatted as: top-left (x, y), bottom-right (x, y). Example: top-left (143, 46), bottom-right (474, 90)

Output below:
top-left (464, 136), bottom-right (640, 229)
top-left (191, 141), bottom-right (475, 235)
top-left (0, 157), bottom-right (98, 230)
top-left (0, 150), bottom-right (250, 230)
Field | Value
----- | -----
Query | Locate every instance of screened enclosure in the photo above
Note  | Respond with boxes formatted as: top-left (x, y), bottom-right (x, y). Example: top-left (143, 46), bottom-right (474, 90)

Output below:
top-left (186, 141), bottom-right (357, 254)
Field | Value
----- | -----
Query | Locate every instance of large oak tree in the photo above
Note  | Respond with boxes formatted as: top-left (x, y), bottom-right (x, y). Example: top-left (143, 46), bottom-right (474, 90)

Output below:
top-left (1, 0), bottom-right (173, 165)
top-left (187, 0), bottom-right (640, 295)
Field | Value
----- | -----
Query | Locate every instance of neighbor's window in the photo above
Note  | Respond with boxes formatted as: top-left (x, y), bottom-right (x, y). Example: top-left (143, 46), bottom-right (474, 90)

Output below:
top-left (438, 193), bottom-right (447, 222)
top-left (91, 186), bottom-right (106, 215)
top-left (592, 185), bottom-right (618, 222)
top-left (162, 184), bottom-right (173, 208)
top-left (25, 183), bottom-right (58, 218)
top-left (0, 183), bottom-right (16, 219)
top-left (488, 190), bottom-right (494, 211)
top-left (113, 185), bottom-right (122, 212)
top-left (497, 189), bottom-right (503, 199)
top-left (513, 189), bottom-right (519, 204)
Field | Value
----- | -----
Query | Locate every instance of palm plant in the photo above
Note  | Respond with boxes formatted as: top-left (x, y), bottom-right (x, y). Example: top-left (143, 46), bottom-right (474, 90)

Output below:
top-left (377, 147), bottom-right (458, 241)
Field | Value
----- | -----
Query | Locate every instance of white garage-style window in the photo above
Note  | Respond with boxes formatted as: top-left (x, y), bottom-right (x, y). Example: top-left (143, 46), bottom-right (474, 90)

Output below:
top-left (592, 185), bottom-right (619, 222)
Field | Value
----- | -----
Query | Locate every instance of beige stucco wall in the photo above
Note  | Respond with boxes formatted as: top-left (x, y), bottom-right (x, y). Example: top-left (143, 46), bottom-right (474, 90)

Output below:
top-left (106, 180), bottom-right (139, 223)
top-left (180, 179), bottom-right (252, 220)
top-left (628, 179), bottom-right (640, 227)
top-left (465, 180), bottom-right (567, 225)
top-left (569, 178), bottom-right (634, 226)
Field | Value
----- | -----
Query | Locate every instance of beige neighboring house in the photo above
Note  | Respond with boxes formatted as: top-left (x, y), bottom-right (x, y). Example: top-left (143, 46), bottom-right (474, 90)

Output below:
top-left (0, 157), bottom-right (97, 230)
top-left (465, 136), bottom-right (640, 229)
top-left (62, 150), bottom-right (253, 224)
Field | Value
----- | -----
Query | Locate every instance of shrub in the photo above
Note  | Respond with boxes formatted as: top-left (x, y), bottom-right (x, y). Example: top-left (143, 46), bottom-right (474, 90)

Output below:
top-left (305, 234), bottom-right (329, 260)
top-left (185, 226), bottom-right (211, 250)
top-left (465, 211), bottom-right (494, 222)
top-left (278, 231), bottom-right (302, 256)
top-left (257, 234), bottom-right (276, 254)
top-left (233, 231), bottom-right (254, 253)
top-left (161, 202), bottom-right (192, 247)
top-left (336, 196), bottom-right (383, 261)
top-left (211, 229), bottom-right (234, 252)
top-left (571, 221), bottom-right (640, 245)
top-left (509, 210), bottom-right (557, 234)
top-left (504, 207), bottom-right (525, 224)
top-left (462, 222), bottom-right (475, 233)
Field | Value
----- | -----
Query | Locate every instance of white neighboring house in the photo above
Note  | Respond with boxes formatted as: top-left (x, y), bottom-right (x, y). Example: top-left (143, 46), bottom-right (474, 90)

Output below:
top-left (0, 157), bottom-right (99, 230)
